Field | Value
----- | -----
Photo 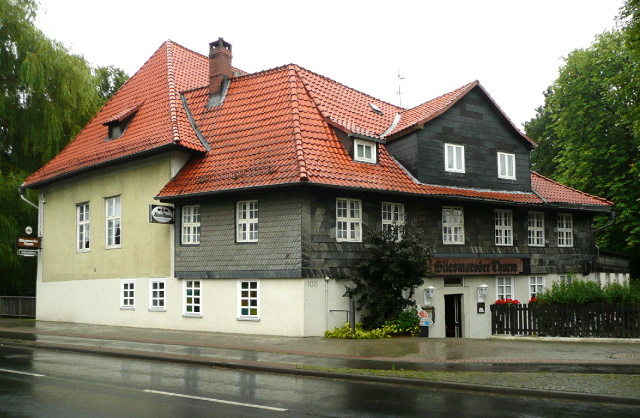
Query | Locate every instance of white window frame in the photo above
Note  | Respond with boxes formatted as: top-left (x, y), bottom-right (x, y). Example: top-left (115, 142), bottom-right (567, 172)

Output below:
top-left (238, 280), bottom-right (260, 320)
top-left (354, 138), bottom-right (376, 163)
top-left (105, 196), bottom-right (121, 249)
top-left (442, 206), bottom-right (464, 244)
top-left (529, 276), bottom-right (544, 300)
top-left (182, 205), bottom-right (201, 245)
top-left (528, 211), bottom-right (545, 247)
top-left (557, 213), bottom-right (573, 247)
top-left (336, 198), bottom-right (362, 242)
top-left (237, 200), bottom-right (258, 243)
top-left (494, 209), bottom-right (513, 246)
top-left (183, 280), bottom-right (202, 317)
top-left (76, 202), bottom-right (90, 252)
top-left (149, 278), bottom-right (166, 312)
top-left (121, 279), bottom-right (135, 309)
top-left (497, 277), bottom-right (513, 300)
top-left (445, 143), bottom-right (465, 173)
top-left (497, 152), bottom-right (516, 180)
top-left (382, 202), bottom-right (405, 238)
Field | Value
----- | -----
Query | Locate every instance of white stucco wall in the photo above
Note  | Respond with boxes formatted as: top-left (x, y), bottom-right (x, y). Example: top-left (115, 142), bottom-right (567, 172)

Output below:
top-left (36, 276), bottom-right (349, 337)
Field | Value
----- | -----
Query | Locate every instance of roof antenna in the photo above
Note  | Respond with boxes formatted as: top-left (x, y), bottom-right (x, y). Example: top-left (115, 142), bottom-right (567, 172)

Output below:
top-left (396, 71), bottom-right (405, 107)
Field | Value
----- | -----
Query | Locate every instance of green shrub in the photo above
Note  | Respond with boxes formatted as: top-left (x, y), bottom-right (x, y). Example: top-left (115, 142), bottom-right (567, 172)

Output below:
top-left (537, 274), bottom-right (640, 304)
top-left (383, 309), bottom-right (419, 336)
top-left (325, 322), bottom-right (397, 339)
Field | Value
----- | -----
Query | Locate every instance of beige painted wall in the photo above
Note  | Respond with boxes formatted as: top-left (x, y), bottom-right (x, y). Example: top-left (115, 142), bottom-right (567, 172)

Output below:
top-left (39, 154), bottom-right (185, 282)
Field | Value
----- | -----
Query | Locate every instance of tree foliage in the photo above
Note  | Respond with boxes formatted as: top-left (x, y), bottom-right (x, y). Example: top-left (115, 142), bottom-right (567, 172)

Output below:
top-left (0, 0), bottom-right (128, 294)
top-left (537, 275), bottom-right (640, 304)
top-left (345, 222), bottom-right (433, 330)
top-left (524, 27), bottom-right (640, 276)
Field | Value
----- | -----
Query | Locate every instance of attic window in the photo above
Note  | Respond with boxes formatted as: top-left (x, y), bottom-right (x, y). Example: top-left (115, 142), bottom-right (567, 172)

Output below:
top-left (369, 103), bottom-right (383, 115)
top-left (354, 138), bottom-right (377, 164)
top-left (103, 105), bottom-right (140, 140)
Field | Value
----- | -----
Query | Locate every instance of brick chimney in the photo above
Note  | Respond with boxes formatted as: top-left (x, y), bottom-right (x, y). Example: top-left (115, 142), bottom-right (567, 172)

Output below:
top-left (209, 38), bottom-right (233, 96)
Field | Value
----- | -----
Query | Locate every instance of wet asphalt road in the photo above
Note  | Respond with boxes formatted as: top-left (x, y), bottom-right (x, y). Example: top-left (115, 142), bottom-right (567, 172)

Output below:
top-left (1, 345), bottom-right (640, 417)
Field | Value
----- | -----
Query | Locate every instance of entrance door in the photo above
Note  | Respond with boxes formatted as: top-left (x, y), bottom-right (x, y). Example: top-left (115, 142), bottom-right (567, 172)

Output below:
top-left (444, 294), bottom-right (462, 338)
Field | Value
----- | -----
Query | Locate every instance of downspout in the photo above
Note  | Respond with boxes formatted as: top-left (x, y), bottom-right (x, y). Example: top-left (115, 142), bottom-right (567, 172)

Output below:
top-left (19, 187), bottom-right (39, 210)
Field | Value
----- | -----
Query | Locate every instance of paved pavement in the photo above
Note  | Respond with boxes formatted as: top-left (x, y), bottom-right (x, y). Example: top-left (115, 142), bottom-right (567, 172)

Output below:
top-left (1, 318), bottom-right (640, 404)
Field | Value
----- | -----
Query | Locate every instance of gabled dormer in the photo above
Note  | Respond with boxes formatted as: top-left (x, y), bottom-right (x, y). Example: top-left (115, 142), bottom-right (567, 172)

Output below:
top-left (103, 104), bottom-right (140, 140)
top-left (386, 82), bottom-right (536, 193)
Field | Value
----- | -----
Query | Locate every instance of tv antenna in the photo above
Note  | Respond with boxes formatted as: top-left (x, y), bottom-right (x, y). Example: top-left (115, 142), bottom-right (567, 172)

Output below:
top-left (396, 71), bottom-right (405, 107)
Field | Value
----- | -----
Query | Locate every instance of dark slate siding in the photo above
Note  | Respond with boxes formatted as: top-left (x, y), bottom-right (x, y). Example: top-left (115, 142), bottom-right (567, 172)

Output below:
top-left (301, 189), bottom-right (370, 278)
top-left (175, 190), bottom-right (302, 278)
top-left (174, 184), bottom-right (603, 279)
top-left (387, 88), bottom-right (532, 192)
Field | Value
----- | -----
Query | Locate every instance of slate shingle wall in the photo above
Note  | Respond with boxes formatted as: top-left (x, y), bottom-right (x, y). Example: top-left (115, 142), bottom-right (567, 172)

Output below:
top-left (175, 190), bottom-right (302, 278)
top-left (388, 89), bottom-right (532, 192)
top-left (174, 187), bottom-right (611, 279)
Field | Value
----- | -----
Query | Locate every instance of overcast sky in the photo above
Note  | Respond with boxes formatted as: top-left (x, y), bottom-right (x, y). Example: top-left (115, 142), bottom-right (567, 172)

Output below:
top-left (35, 0), bottom-right (624, 128)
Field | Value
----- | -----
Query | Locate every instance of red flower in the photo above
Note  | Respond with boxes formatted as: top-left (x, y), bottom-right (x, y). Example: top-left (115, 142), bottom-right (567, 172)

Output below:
top-left (528, 297), bottom-right (538, 304)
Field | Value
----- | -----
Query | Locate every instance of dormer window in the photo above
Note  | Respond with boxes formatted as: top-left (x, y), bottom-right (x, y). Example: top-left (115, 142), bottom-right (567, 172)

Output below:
top-left (103, 105), bottom-right (140, 140)
top-left (497, 152), bottom-right (516, 179)
top-left (445, 143), bottom-right (465, 173)
top-left (354, 138), bottom-right (377, 163)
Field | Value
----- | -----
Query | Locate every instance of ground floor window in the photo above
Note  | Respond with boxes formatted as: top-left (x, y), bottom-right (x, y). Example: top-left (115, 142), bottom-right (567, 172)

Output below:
top-left (529, 276), bottom-right (544, 300)
top-left (496, 277), bottom-right (512, 300)
top-left (184, 280), bottom-right (202, 316)
top-left (238, 280), bottom-right (259, 320)
top-left (121, 279), bottom-right (135, 309)
top-left (149, 278), bottom-right (166, 311)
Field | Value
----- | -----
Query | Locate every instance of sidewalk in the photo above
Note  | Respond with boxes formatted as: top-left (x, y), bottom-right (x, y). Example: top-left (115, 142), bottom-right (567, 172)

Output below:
top-left (1, 318), bottom-right (640, 404)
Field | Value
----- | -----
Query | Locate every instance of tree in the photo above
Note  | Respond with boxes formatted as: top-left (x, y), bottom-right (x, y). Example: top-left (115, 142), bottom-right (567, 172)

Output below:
top-left (345, 222), bottom-right (433, 330)
top-left (0, 0), bottom-right (128, 294)
top-left (524, 29), bottom-right (640, 277)
top-left (95, 65), bottom-right (129, 103)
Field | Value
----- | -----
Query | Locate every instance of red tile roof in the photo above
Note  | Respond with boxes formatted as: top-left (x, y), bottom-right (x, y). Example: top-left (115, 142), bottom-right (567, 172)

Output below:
top-left (22, 41), bottom-right (213, 188)
top-left (22, 40), bottom-right (611, 210)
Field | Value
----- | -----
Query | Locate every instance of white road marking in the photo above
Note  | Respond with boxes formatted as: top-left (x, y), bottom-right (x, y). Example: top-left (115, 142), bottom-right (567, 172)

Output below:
top-left (0, 368), bottom-right (45, 377)
top-left (143, 389), bottom-right (288, 412)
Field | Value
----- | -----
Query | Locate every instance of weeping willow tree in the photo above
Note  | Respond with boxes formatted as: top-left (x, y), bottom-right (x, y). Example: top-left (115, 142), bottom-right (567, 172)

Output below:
top-left (0, 0), bottom-right (128, 294)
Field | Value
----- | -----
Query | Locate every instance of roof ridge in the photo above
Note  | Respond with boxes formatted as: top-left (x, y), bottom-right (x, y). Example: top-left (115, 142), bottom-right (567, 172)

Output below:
top-left (531, 171), bottom-right (613, 205)
top-left (295, 65), bottom-right (405, 111)
top-left (287, 66), bottom-right (309, 182)
top-left (165, 41), bottom-right (182, 144)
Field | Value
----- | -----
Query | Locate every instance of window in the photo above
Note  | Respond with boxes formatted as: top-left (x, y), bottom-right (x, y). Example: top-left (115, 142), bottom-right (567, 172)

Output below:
top-left (528, 212), bottom-right (545, 247)
top-left (182, 205), bottom-right (201, 244)
top-left (121, 279), bottom-right (135, 309)
top-left (529, 276), bottom-right (544, 300)
top-left (442, 206), bottom-right (464, 244)
top-left (497, 277), bottom-right (513, 300)
top-left (238, 280), bottom-right (259, 320)
top-left (497, 152), bottom-right (516, 179)
top-left (495, 210), bottom-right (513, 246)
top-left (77, 203), bottom-right (90, 252)
top-left (105, 196), bottom-right (121, 249)
top-left (354, 139), bottom-right (376, 163)
top-left (149, 278), bottom-right (166, 311)
top-left (237, 200), bottom-right (258, 242)
top-left (382, 202), bottom-right (405, 239)
top-left (445, 143), bottom-right (465, 173)
top-left (184, 280), bottom-right (201, 316)
top-left (336, 198), bottom-right (362, 242)
top-left (557, 213), bottom-right (573, 247)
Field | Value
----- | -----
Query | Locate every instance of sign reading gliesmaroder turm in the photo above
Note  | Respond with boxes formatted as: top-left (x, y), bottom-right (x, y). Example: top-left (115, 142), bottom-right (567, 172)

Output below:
top-left (432, 258), bottom-right (523, 275)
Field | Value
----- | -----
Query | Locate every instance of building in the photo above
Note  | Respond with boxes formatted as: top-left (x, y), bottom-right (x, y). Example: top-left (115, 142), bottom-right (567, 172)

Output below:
top-left (21, 39), bottom-right (629, 338)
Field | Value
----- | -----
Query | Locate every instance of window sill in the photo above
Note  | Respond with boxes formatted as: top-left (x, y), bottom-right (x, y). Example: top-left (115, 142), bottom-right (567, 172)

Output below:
top-left (237, 317), bottom-right (260, 322)
top-left (183, 313), bottom-right (202, 318)
top-left (120, 307), bottom-right (135, 311)
top-left (148, 308), bottom-right (166, 312)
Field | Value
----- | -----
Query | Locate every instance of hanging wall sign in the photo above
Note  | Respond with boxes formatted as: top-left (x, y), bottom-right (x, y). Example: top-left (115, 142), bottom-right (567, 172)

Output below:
top-left (149, 205), bottom-right (174, 224)
top-left (17, 237), bottom-right (40, 249)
